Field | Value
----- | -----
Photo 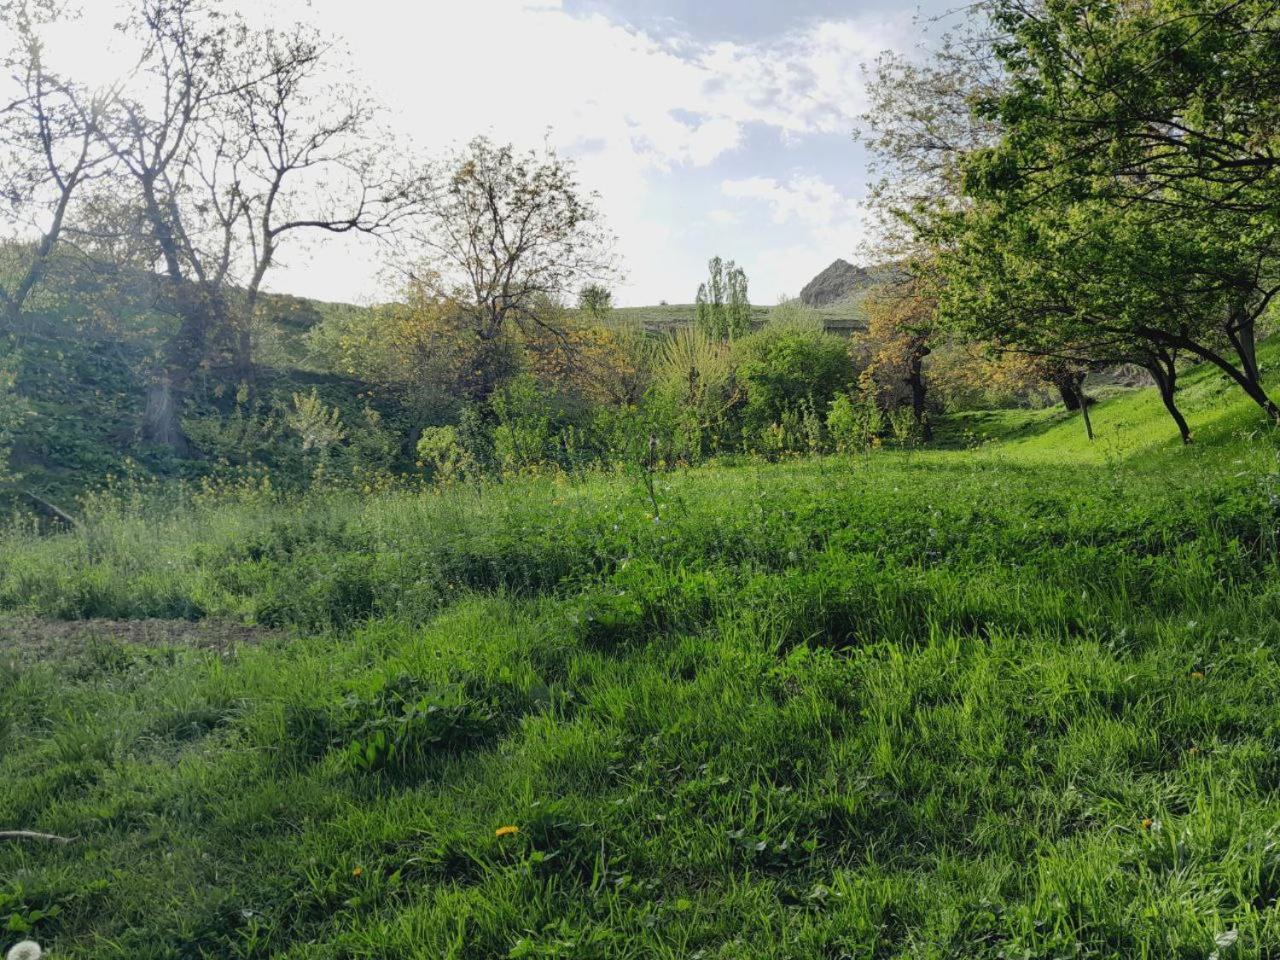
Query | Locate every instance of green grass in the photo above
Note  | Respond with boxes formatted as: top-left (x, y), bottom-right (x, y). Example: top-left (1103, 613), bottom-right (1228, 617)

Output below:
top-left (2, 357), bottom-right (1280, 958)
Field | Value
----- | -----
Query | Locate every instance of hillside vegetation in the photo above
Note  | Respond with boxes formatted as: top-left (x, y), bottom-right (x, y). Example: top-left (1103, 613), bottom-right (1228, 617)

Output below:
top-left (2, 352), bottom-right (1279, 959)
top-left (613, 298), bottom-right (866, 335)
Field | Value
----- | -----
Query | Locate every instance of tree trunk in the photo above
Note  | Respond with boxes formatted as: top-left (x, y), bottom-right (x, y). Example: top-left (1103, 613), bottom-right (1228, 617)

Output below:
top-left (234, 319), bottom-right (255, 395)
top-left (1056, 379), bottom-right (1083, 411)
top-left (142, 283), bottom-right (225, 454)
top-left (906, 343), bottom-right (932, 440)
top-left (1203, 345), bottom-right (1280, 422)
top-left (1050, 367), bottom-right (1092, 412)
top-left (1066, 371), bottom-right (1095, 441)
top-left (1162, 327), bottom-right (1280, 423)
top-left (142, 375), bottom-right (189, 455)
top-left (1145, 354), bottom-right (1192, 444)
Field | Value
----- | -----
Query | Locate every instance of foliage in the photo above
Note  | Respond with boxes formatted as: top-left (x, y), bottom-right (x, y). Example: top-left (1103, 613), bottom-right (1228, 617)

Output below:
top-left (859, 277), bottom-right (934, 435)
top-left (286, 390), bottom-right (346, 457)
top-left (694, 256), bottom-right (751, 341)
top-left (825, 388), bottom-right (881, 454)
top-left (0, 352), bottom-right (26, 484)
top-left (182, 387), bottom-right (285, 467)
top-left (930, 0), bottom-right (1280, 424)
top-left (405, 137), bottom-right (617, 344)
top-left (577, 283), bottom-right (613, 320)
top-left (415, 425), bottom-right (474, 484)
top-left (490, 375), bottom-right (557, 475)
top-left (522, 314), bottom-right (654, 407)
top-left (762, 298), bottom-right (825, 332)
top-left (735, 325), bottom-right (855, 440)
top-left (309, 283), bottom-right (521, 412)
top-left (653, 327), bottom-right (739, 460)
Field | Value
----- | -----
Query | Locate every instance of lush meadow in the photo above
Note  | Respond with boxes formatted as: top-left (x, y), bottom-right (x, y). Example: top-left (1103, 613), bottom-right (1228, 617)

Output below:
top-left (2, 356), bottom-right (1280, 959)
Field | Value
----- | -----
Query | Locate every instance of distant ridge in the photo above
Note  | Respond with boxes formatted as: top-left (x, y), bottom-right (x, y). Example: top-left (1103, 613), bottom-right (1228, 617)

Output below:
top-left (799, 258), bottom-right (872, 307)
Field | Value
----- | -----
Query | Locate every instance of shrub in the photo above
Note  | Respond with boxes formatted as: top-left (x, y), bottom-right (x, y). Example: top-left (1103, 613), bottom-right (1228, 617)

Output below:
top-left (736, 327), bottom-right (854, 437)
top-left (417, 425), bottom-right (475, 483)
top-left (826, 390), bottom-right (882, 453)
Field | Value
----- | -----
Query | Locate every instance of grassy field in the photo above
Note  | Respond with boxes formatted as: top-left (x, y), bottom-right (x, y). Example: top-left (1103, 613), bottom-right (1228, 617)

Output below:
top-left (613, 299), bottom-right (866, 335)
top-left (2, 354), bottom-right (1280, 958)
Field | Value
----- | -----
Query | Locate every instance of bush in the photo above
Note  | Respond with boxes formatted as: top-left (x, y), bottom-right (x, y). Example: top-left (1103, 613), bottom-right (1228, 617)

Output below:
top-left (735, 326), bottom-right (855, 439)
top-left (826, 389), bottom-right (882, 453)
top-left (417, 425), bottom-right (474, 483)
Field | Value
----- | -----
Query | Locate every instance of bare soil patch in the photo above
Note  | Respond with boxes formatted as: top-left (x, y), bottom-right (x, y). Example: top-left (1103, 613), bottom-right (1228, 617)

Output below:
top-left (0, 615), bottom-right (278, 666)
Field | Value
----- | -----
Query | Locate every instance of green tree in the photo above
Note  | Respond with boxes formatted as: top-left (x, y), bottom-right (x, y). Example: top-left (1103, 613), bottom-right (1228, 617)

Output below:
top-left (406, 137), bottom-right (617, 356)
top-left (577, 283), bottom-right (614, 320)
top-left (0, 0), bottom-right (107, 333)
top-left (954, 0), bottom-right (1280, 423)
top-left (696, 256), bottom-right (750, 340)
top-left (981, 0), bottom-right (1280, 220)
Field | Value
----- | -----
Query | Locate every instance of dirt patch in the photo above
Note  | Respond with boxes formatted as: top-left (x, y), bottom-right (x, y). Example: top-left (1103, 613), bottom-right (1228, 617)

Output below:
top-left (0, 615), bottom-right (279, 667)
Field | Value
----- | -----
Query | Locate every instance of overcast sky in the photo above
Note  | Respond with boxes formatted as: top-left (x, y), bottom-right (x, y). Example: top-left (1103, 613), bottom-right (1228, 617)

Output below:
top-left (29, 0), bottom-right (958, 306)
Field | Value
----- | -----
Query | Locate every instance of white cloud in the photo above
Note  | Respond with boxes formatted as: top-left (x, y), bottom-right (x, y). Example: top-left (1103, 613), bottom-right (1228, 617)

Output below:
top-left (707, 208), bottom-right (741, 225)
top-left (721, 174), bottom-right (852, 227)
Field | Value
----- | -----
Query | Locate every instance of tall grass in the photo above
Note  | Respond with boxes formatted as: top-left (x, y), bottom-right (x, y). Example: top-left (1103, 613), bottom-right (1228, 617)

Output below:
top-left (2, 363), bottom-right (1280, 958)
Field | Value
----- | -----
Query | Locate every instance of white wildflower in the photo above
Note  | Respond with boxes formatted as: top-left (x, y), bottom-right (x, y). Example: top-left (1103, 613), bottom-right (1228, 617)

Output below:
top-left (6, 941), bottom-right (41, 960)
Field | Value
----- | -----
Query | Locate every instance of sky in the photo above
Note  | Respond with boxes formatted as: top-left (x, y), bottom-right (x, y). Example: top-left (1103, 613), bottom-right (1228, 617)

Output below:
top-left (27, 0), bottom-right (958, 307)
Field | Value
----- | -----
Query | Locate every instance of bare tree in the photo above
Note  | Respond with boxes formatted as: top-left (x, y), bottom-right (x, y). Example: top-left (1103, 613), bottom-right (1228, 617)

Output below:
top-left (0, 0), bottom-right (107, 332)
top-left (221, 25), bottom-right (418, 384)
top-left (98, 0), bottom-right (417, 451)
top-left (405, 137), bottom-right (618, 348)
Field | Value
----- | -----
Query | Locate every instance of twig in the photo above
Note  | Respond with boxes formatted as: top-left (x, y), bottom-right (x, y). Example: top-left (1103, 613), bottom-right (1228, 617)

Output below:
top-left (0, 830), bottom-right (77, 844)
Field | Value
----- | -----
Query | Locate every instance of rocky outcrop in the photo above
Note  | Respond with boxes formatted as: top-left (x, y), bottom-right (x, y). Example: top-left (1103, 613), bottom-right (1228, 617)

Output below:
top-left (799, 259), bottom-right (872, 307)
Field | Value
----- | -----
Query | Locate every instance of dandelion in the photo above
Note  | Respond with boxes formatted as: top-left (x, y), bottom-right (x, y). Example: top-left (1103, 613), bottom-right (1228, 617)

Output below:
top-left (1190, 670), bottom-right (1205, 680)
top-left (6, 941), bottom-right (41, 960)
top-left (351, 866), bottom-right (363, 878)
top-left (1141, 818), bottom-right (1154, 830)
top-left (495, 825), bottom-right (519, 838)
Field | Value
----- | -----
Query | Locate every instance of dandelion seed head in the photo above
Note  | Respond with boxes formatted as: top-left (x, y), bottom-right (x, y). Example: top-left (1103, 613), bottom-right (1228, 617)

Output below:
top-left (6, 941), bottom-right (42, 960)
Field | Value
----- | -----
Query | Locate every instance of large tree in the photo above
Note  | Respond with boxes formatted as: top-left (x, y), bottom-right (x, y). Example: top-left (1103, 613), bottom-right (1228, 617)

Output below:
top-left (695, 255), bottom-right (750, 341)
top-left (953, 0), bottom-right (1280, 423)
top-left (934, 195), bottom-right (1227, 441)
top-left (97, 0), bottom-right (413, 451)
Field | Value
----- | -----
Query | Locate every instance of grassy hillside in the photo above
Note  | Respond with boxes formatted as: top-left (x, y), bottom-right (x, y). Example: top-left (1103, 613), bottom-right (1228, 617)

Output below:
top-left (1, 355), bottom-right (1279, 958)
top-left (3, 289), bottom-right (397, 501)
top-left (614, 298), bottom-right (866, 335)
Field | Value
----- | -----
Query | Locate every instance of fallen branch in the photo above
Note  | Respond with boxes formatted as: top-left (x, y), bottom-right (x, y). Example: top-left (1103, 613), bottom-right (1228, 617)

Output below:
top-left (0, 830), bottom-right (77, 844)
top-left (20, 489), bottom-right (80, 529)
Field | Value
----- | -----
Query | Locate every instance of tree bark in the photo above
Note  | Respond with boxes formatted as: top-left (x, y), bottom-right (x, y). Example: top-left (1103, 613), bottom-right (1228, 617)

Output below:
top-left (1144, 326), bottom-right (1280, 423)
top-left (1078, 381), bottom-right (1095, 441)
top-left (1050, 368), bottom-right (1092, 412)
top-left (141, 283), bottom-right (226, 454)
top-left (906, 342), bottom-right (932, 440)
top-left (1144, 353), bottom-right (1192, 444)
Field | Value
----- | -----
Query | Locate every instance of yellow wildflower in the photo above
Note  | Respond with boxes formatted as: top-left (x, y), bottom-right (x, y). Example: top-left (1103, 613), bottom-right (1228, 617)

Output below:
top-left (495, 825), bottom-right (520, 838)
